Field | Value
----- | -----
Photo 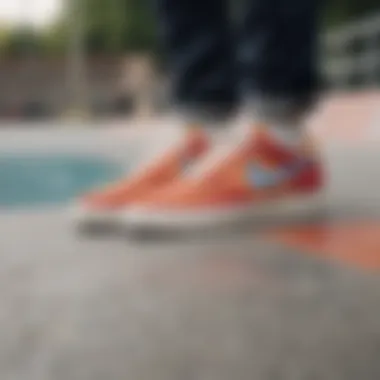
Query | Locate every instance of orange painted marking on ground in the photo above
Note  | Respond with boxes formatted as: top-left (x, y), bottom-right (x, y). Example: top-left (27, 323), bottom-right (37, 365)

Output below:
top-left (269, 221), bottom-right (380, 271)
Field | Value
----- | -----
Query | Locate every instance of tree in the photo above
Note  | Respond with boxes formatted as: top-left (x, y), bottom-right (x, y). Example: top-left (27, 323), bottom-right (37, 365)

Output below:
top-left (0, 27), bottom-right (44, 56)
top-left (40, 22), bottom-right (68, 55)
top-left (80, 0), bottom-right (158, 54)
top-left (0, 26), bottom-right (10, 50)
top-left (0, 0), bottom-right (158, 57)
top-left (324, 0), bottom-right (380, 27)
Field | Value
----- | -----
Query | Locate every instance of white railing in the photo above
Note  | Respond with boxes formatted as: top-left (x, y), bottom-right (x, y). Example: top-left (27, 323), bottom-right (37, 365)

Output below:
top-left (323, 12), bottom-right (380, 89)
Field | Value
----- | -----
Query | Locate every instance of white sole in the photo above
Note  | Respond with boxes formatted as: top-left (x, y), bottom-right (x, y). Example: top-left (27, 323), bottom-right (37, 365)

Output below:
top-left (69, 203), bottom-right (120, 231)
top-left (121, 192), bottom-right (325, 232)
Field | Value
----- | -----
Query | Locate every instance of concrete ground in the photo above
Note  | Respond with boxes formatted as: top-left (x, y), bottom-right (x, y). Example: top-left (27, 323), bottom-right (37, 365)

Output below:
top-left (0, 114), bottom-right (380, 380)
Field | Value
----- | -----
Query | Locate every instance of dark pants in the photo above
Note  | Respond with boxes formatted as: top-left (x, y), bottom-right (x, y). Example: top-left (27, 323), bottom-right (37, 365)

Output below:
top-left (155, 0), bottom-right (320, 122)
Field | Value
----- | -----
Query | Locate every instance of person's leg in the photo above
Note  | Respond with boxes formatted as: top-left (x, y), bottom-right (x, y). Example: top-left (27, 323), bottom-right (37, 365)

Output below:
top-left (238, 0), bottom-right (320, 126)
top-left (155, 0), bottom-right (237, 122)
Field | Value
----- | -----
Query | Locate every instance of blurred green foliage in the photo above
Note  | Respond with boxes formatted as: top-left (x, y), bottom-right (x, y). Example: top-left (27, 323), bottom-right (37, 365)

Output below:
top-left (0, 0), bottom-right (158, 56)
top-left (83, 0), bottom-right (158, 53)
top-left (0, 27), bottom-right (42, 56)
top-left (0, 0), bottom-right (379, 57)
top-left (324, 0), bottom-right (380, 27)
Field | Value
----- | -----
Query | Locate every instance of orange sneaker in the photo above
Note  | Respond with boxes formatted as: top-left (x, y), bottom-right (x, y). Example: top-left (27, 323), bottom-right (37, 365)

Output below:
top-left (123, 127), bottom-right (324, 230)
top-left (71, 127), bottom-right (209, 227)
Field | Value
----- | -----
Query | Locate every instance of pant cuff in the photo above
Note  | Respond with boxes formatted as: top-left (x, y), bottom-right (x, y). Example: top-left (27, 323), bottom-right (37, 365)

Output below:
top-left (244, 94), bottom-right (318, 123)
top-left (175, 102), bottom-right (238, 125)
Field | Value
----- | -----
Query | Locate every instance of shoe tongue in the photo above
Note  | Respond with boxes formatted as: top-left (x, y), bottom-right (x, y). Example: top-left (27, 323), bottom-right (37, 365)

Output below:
top-left (255, 128), bottom-right (306, 163)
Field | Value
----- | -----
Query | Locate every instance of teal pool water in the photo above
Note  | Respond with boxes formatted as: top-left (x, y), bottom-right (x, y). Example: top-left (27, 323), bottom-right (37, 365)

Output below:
top-left (0, 154), bottom-right (123, 208)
